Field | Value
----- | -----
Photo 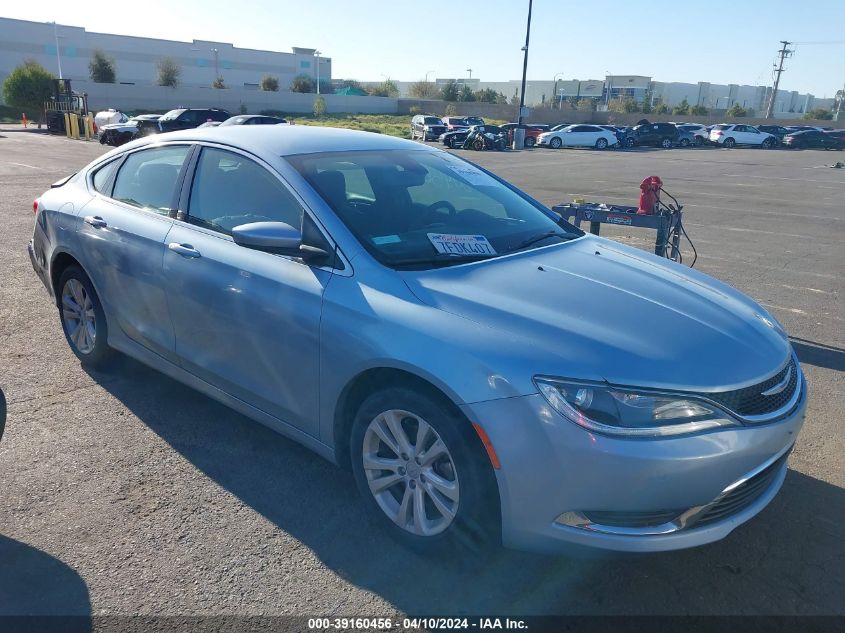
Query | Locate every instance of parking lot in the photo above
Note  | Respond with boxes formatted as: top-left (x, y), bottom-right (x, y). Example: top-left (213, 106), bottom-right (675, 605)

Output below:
top-left (0, 126), bottom-right (843, 618)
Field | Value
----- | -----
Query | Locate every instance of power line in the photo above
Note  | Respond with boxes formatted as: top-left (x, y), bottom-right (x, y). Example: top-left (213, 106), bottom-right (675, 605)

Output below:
top-left (765, 41), bottom-right (793, 119)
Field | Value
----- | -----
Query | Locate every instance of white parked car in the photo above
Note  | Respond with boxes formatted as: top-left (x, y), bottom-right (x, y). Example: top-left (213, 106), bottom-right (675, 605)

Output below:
top-left (537, 124), bottom-right (618, 149)
top-left (709, 124), bottom-right (778, 148)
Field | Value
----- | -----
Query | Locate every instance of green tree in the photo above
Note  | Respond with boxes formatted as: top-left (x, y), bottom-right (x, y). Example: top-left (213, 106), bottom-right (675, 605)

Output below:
top-left (803, 108), bottom-right (833, 120)
top-left (672, 98), bottom-right (690, 115)
top-left (495, 91), bottom-right (508, 105)
top-left (89, 49), bottom-right (116, 83)
top-left (313, 95), bottom-right (327, 117)
top-left (212, 76), bottom-right (226, 89)
top-left (337, 79), bottom-right (363, 91)
top-left (609, 98), bottom-right (638, 114)
top-left (409, 80), bottom-right (438, 99)
top-left (2, 59), bottom-right (55, 119)
top-left (690, 104), bottom-right (708, 116)
top-left (440, 80), bottom-right (459, 102)
top-left (576, 98), bottom-right (595, 112)
top-left (369, 78), bottom-right (398, 97)
top-left (726, 103), bottom-right (747, 117)
top-left (654, 102), bottom-right (669, 114)
top-left (261, 74), bottom-right (279, 91)
top-left (608, 98), bottom-right (627, 114)
top-left (290, 74), bottom-right (315, 93)
top-left (156, 57), bottom-right (180, 87)
top-left (474, 87), bottom-right (500, 103)
top-left (457, 84), bottom-right (475, 102)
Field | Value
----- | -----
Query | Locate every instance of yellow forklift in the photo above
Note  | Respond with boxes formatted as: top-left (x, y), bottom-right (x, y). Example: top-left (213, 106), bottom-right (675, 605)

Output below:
top-left (44, 78), bottom-right (90, 136)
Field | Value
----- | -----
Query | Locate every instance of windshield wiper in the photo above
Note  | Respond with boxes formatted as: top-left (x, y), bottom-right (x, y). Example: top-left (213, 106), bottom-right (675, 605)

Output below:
top-left (509, 230), bottom-right (578, 253)
top-left (390, 252), bottom-right (497, 268)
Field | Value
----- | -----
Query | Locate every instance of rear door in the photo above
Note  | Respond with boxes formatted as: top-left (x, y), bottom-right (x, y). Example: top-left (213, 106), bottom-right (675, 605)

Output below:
top-left (162, 145), bottom-right (334, 435)
top-left (77, 144), bottom-right (193, 362)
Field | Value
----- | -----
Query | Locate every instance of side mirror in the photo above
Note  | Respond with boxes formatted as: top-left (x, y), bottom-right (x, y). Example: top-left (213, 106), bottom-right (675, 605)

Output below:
top-left (232, 221), bottom-right (330, 263)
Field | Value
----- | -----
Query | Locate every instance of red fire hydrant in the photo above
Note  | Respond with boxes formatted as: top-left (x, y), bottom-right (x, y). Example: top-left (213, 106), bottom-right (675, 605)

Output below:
top-left (638, 175), bottom-right (663, 215)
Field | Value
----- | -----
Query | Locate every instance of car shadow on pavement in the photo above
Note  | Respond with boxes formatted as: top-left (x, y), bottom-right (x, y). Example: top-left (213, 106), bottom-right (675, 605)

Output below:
top-left (87, 358), bottom-right (845, 616)
top-left (790, 337), bottom-right (845, 373)
top-left (0, 535), bottom-right (91, 623)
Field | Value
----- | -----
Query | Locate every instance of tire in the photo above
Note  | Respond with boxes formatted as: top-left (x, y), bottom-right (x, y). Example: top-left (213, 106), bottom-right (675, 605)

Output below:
top-left (595, 137), bottom-right (608, 150)
top-left (444, 138), bottom-right (453, 149)
top-left (762, 138), bottom-right (775, 149)
top-left (723, 137), bottom-right (736, 148)
top-left (524, 136), bottom-right (536, 147)
top-left (57, 266), bottom-right (113, 368)
top-left (661, 137), bottom-right (673, 149)
top-left (549, 136), bottom-right (562, 149)
top-left (350, 387), bottom-right (499, 552)
top-left (625, 137), bottom-right (635, 148)
top-left (694, 137), bottom-right (704, 146)
top-left (472, 138), bottom-right (485, 151)
top-left (679, 138), bottom-right (690, 147)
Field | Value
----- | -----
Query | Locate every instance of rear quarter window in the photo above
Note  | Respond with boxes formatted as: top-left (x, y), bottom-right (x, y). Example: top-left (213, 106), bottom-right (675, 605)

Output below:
top-left (92, 159), bottom-right (120, 194)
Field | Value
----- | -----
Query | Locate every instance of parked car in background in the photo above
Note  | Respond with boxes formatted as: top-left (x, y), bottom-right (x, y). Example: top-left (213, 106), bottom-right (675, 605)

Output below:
top-left (627, 122), bottom-right (679, 148)
top-left (785, 125), bottom-right (826, 133)
top-left (158, 108), bottom-right (230, 132)
top-left (757, 125), bottom-right (791, 142)
top-left (221, 115), bottom-right (288, 126)
top-left (439, 124), bottom-right (505, 149)
top-left (98, 114), bottom-right (161, 147)
top-left (500, 123), bottom-right (547, 147)
top-left (709, 124), bottom-right (778, 148)
top-left (599, 125), bottom-right (632, 148)
top-left (674, 124), bottom-right (708, 145)
top-left (783, 129), bottom-right (845, 150)
top-left (441, 116), bottom-right (484, 131)
top-left (537, 124), bottom-right (617, 149)
top-left (410, 115), bottom-right (447, 141)
top-left (674, 127), bottom-right (698, 147)
top-left (29, 124), bottom-right (806, 555)
top-left (198, 121), bottom-right (223, 128)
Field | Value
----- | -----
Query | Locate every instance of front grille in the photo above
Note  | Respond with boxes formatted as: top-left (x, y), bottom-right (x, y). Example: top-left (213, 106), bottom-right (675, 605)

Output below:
top-left (693, 452), bottom-right (789, 527)
top-left (582, 509), bottom-right (683, 528)
top-left (706, 357), bottom-right (798, 418)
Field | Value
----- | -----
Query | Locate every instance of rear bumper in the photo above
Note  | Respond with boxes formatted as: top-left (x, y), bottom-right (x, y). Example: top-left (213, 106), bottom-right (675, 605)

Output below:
top-left (462, 370), bottom-right (806, 554)
top-left (28, 239), bottom-right (53, 297)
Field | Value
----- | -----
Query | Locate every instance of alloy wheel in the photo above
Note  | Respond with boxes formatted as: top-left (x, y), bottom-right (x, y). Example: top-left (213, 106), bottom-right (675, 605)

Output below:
top-left (62, 279), bottom-right (96, 354)
top-left (362, 409), bottom-right (460, 537)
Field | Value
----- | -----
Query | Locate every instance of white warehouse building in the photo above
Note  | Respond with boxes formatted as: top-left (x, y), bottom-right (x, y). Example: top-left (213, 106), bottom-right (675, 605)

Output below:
top-left (0, 17), bottom-right (331, 98)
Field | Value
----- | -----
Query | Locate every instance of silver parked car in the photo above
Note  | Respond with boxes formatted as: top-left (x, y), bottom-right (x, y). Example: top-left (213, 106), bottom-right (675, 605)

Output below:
top-left (28, 126), bottom-right (805, 553)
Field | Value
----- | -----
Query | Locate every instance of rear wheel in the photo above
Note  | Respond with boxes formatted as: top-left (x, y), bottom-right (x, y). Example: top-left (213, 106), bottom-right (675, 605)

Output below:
top-left (351, 387), bottom-right (498, 551)
top-left (595, 137), bottom-right (608, 150)
top-left (694, 136), bottom-right (704, 146)
top-left (679, 138), bottom-right (690, 147)
top-left (661, 137), bottom-right (673, 149)
top-left (525, 136), bottom-right (536, 147)
top-left (762, 137), bottom-right (776, 149)
top-left (723, 137), bottom-right (736, 148)
top-left (549, 136), bottom-right (562, 149)
top-left (57, 266), bottom-right (113, 368)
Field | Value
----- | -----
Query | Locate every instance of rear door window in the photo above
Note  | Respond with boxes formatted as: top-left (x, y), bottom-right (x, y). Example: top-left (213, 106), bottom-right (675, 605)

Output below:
top-left (111, 145), bottom-right (191, 214)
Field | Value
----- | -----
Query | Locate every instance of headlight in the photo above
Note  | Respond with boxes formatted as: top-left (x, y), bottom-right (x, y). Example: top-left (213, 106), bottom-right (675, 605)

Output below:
top-left (534, 377), bottom-right (739, 437)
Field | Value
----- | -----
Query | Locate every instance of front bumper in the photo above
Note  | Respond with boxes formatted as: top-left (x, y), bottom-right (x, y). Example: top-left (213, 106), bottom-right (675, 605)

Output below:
top-left (462, 372), bottom-right (806, 553)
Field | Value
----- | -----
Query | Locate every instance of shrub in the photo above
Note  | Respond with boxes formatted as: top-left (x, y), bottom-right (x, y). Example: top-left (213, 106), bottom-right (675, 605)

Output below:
top-left (440, 80), bottom-right (459, 102)
top-left (89, 49), bottom-right (116, 83)
top-left (409, 105), bottom-right (422, 115)
top-left (156, 57), bottom-right (180, 87)
top-left (576, 98), bottom-right (595, 112)
top-left (803, 108), bottom-right (833, 120)
top-left (726, 104), bottom-right (747, 117)
top-left (2, 59), bottom-right (55, 118)
top-left (457, 85), bottom-right (475, 102)
top-left (409, 81), bottom-right (438, 99)
top-left (672, 99), bottom-right (690, 116)
top-left (474, 88), bottom-right (500, 104)
top-left (313, 95), bottom-right (327, 117)
top-left (239, 102), bottom-right (247, 114)
top-left (212, 76), bottom-right (226, 89)
top-left (445, 103), bottom-right (458, 116)
top-left (368, 79), bottom-right (399, 98)
top-left (261, 74), bottom-right (279, 92)
top-left (654, 102), bottom-right (669, 114)
top-left (690, 104), bottom-right (708, 116)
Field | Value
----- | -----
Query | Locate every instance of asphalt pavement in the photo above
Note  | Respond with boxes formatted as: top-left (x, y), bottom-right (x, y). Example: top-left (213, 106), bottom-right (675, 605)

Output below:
top-left (0, 126), bottom-right (842, 618)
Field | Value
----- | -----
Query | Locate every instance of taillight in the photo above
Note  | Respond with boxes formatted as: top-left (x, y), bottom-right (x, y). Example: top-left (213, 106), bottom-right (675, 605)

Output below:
top-left (33, 198), bottom-right (39, 214)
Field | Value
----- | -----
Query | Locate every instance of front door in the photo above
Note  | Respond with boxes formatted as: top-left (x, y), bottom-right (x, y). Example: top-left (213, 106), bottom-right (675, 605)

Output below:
top-left (77, 144), bottom-right (192, 362)
top-left (162, 146), bottom-right (331, 434)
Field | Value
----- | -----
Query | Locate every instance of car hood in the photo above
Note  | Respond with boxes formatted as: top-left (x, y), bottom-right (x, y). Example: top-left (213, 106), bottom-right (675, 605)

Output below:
top-left (100, 121), bottom-right (138, 131)
top-left (400, 236), bottom-right (790, 392)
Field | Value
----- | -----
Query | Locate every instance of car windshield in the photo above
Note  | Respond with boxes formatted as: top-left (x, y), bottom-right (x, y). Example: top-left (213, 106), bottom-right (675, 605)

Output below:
top-left (550, 124), bottom-right (569, 131)
top-left (423, 117), bottom-right (443, 125)
top-left (159, 109), bottom-right (185, 121)
top-left (287, 149), bottom-right (582, 268)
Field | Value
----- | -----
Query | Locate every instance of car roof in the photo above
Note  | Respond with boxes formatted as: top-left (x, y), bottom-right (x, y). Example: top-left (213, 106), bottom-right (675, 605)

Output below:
top-left (131, 124), bottom-right (428, 157)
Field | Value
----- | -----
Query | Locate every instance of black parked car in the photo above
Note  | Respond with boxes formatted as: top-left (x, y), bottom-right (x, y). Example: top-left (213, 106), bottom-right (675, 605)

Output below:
top-left (757, 125), bottom-right (791, 142)
top-left (98, 114), bottom-right (161, 147)
top-left (410, 115), bottom-right (447, 141)
top-left (783, 129), bottom-right (845, 150)
top-left (157, 108), bottom-right (231, 132)
top-left (220, 115), bottom-right (287, 126)
top-left (439, 124), bottom-right (505, 149)
top-left (626, 122), bottom-right (679, 148)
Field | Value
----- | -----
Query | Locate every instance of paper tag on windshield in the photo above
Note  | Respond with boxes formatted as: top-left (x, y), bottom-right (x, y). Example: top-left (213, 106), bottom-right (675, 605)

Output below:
top-left (447, 163), bottom-right (496, 186)
top-left (427, 233), bottom-right (497, 256)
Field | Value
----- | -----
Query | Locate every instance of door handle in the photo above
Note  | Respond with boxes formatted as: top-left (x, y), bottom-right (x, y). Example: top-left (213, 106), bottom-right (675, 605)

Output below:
top-left (84, 215), bottom-right (107, 228)
top-left (168, 242), bottom-right (201, 258)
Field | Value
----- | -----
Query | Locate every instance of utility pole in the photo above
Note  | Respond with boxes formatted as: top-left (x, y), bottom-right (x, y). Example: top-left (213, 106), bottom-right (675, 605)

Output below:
top-left (765, 41), bottom-right (793, 119)
top-left (514, 0), bottom-right (533, 149)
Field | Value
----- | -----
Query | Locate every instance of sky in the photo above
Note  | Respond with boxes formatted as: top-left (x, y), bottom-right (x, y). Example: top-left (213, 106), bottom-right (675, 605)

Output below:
top-left (4, 0), bottom-right (844, 96)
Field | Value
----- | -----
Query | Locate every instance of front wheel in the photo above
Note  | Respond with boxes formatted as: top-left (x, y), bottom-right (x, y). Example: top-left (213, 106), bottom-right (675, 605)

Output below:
top-left (595, 137), bottom-right (608, 149)
top-left (549, 136), bottom-right (562, 149)
top-left (351, 388), bottom-right (498, 551)
top-left (472, 138), bottom-right (485, 151)
top-left (625, 137), bottom-right (635, 148)
top-left (57, 266), bottom-right (113, 368)
top-left (661, 138), bottom-right (673, 149)
top-left (762, 138), bottom-right (776, 149)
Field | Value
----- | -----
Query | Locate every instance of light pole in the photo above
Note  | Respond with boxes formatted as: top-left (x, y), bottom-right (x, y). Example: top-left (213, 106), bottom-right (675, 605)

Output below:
top-left (558, 88), bottom-right (565, 110)
top-left (466, 68), bottom-right (472, 80)
top-left (515, 0), bottom-right (533, 149)
top-left (212, 47), bottom-right (219, 81)
top-left (553, 71), bottom-right (564, 109)
top-left (425, 70), bottom-right (435, 83)
top-left (315, 50), bottom-right (321, 94)
top-left (605, 70), bottom-right (612, 107)
top-left (52, 21), bottom-right (63, 79)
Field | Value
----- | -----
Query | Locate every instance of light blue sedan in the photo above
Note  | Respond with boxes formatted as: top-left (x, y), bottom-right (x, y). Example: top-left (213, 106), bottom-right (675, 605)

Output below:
top-left (28, 126), bottom-right (805, 553)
